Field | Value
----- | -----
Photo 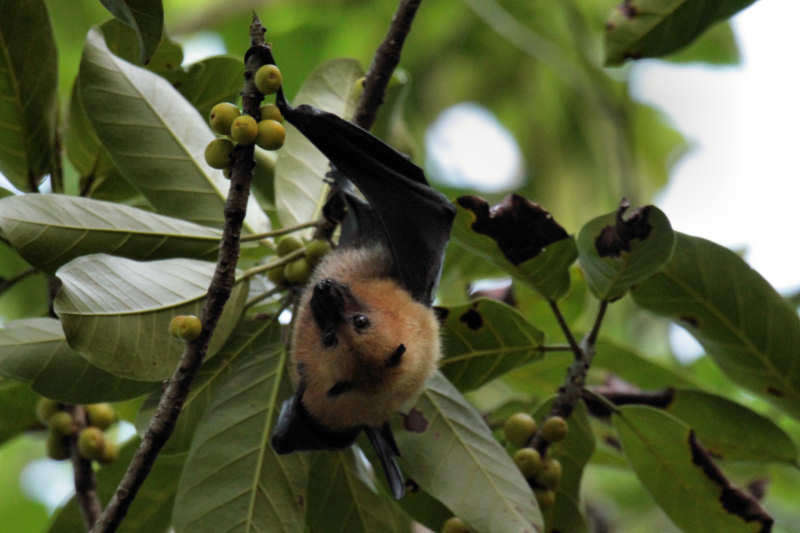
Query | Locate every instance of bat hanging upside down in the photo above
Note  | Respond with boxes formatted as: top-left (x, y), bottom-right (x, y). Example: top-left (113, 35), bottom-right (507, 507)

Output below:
top-left (269, 79), bottom-right (456, 499)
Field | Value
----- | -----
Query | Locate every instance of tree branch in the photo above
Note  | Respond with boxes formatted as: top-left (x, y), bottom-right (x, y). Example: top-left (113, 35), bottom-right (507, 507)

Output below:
top-left (88, 16), bottom-right (268, 533)
top-left (0, 267), bottom-right (37, 296)
top-left (67, 405), bottom-right (102, 530)
top-left (353, 0), bottom-right (423, 130)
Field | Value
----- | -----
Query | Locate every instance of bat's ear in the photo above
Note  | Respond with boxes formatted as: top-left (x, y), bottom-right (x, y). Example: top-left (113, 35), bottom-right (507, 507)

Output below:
top-left (271, 387), bottom-right (360, 453)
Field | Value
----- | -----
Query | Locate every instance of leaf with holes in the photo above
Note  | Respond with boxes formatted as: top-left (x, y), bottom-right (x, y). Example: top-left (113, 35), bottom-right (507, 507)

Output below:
top-left (0, 0), bottom-right (58, 191)
top-left (604, 0), bottom-right (757, 65)
top-left (577, 202), bottom-right (674, 300)
top-left (438, 298), bottom-right (544, 392)
top-left (275, 58), bottom-right (364, 230)
top-left (172, 320), bottom-right (307, 533)
top-left (614, 405), bottom-right (772, 533)
top-left (397, 372), bottom-right (543, 533)
top-left (78, 26), bottom-right (268, 233)
top-left (53, 254), bottom-right (247, 381)
top-left (0, 318), bottom-right (155, 402)
top-left (632, 233), bottom-right (800, 420)
top-left (99, 0), bottom-right (164, 64)
top-left (0, 195), bottom-right (222, 272)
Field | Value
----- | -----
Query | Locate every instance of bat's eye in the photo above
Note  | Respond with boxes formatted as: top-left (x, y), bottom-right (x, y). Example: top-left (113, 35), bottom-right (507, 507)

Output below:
top-left (352, 314), bottom-right (370, 331)
top-left (386, 344), bottom-right (406, 368)
top-left (327, 381), bottom-right (353, 397)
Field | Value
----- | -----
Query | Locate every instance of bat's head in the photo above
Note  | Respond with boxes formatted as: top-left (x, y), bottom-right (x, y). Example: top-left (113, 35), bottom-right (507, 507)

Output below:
top-left (288, 247), bottom-right (441, 431)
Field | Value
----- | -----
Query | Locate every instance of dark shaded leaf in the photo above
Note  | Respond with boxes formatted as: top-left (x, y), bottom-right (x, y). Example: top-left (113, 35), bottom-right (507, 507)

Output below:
top-left (0, 379), bottom-right (39, 445)
top-left (99, 0), bottom-right (164, 64)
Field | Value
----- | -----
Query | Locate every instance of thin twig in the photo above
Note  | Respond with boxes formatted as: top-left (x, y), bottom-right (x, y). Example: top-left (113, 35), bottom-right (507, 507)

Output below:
top-left (88, 16), bottom-right (269, 533)
top-left (242, 247), bottom-right (305, 279)
top-left (67, 405), bottom-right (102, 529)
top-left (353, 0), bottom-right (423, 130)
top-left (547, 299), bottom-right (581, 359)
top-left (583, 299), bottom-right (608, 350)
top-left (239, 219), bottom-right (322, 242)
top-left (0, 267), bottom-right (37, 295)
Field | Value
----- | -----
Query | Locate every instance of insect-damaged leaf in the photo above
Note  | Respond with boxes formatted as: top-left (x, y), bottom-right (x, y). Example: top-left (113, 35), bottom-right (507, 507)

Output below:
top-left (172, 320), bottom-right (307, 533)
top-left (53, 254), bottom-right (247, 381)
top-left (0, 318), bottom-right (155, 403)
top-left (99, 0), bottom-right (164, 64)
top-left (438, 298), bottom-right (544, 392)
top-left (577, 200), bottom-right (674, 300)
top-left (0, 0), bottom-right (58, 191)
top-left (78, 26), bottom-right (269, 233)
top-left (613, 405), bottom-right (772, 533)
top-left (453, 194), bottom-right (577, 301)
top-left (397, 372), bottom-right (543, 533)
top-left (632, 233), bottom-right (800, 420)
top-left (0, 195), bottom-right (221, 272)
top-left (604, 0), bottom-right (757, 66)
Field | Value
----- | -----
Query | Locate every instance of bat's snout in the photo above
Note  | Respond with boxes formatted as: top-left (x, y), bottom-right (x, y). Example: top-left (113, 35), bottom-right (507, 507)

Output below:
top-left (311, 279), bottom-right (351, 345)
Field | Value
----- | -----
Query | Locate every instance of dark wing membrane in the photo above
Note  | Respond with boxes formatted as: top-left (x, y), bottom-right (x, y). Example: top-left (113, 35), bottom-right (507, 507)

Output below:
top-left (365, 423), bottom-right (405, 499)
top-left (280, 103), bottom-right (456, 305)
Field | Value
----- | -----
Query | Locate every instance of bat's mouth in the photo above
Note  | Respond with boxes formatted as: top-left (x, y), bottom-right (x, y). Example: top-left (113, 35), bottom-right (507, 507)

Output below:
top-left (310, 278), bottom-right (353, 346)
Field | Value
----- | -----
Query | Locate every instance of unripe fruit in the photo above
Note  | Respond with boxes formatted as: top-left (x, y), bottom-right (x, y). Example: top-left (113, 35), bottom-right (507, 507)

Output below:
top-left (36, 398), bottom-right (60, 425)
top-left (284, 258), bottom-right (311, 285)
top-left (305, 239), bottom-right (332, 267)
top-left (230, 115), bottom-right (259, 145)
top-left (169, 315), bottom-right (203, 341)
top-left (99, 440), bottom-right (119, 464)
top-left (256, 119), bottom-right (286, 150)
top-left (267, 264), bottom-right (287, 287)
top-left (209, 102), bottom-right (240, 135)
top-left (540, 416), bottom-right (568, 443)
top-left (276, 236), bottom-right (303, 257)
top-left (352, 76), bottom-right (366, 100)
top-left (503, 412), bottom-right (537, 448)
top-left (537, 457), bottom-right (562, 489)
top-left (86, 403), bottom-right (116, 430)
top-left (46, 431), bottom-right (70, 461)
top-left (223, 167), bottom-right (233, 180)
top-left (513, 447), bottom-right (543, 479)
top-left (77, 427), bottom-right (106, 461)
top-left (204, 138), bottom-right (234, 169)
top-left (534, 488), bottom-right (556, 509)
top-left (49, 411), bottom-right (76, 436)
top-left (441, 516), bottom-right (470, 533)
top-left (255, 64), bottom-right (282, 94)
top-left (259, 103), bottom-right (283, 123)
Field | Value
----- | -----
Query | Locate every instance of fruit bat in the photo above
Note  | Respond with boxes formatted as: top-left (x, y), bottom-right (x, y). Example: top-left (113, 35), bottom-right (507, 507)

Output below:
top-left (269, 82), bottom-right (456, 499)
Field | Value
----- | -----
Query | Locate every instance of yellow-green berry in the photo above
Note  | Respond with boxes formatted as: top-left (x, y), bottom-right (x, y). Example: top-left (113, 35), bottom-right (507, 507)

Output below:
top-left (77, 427), bottom-right (106, 461)
top-left (259, 103), bottom-right (283, 123)
top-left (284, 258), bottom-right (311, 285)
top-left (49, 411), bottom-right (76, 436)
top-left (352, 76), bottom-right (366, 100)
top-left (169, 315), bottom-right (203, 341)
top-left (36, 398), bottom-right (60, 425)
top-left (98, 440), bottom-right (119, 464)
top-left (255, 64), bottom-right (282, 94)
top-left (204, 138), bottom-right (234, 169)
top-left (513, 447), bottom-right (543, 479)
top-left (230, 115), bottom-right (259, 145)
top-left (267, 264), bottom-right (287, 287)
top-left (537, 457), bottom-right (562, 489)
top-left (209, 102), bottom-right (240, 135)
top-left (534, 488), bottom-right (556, 509)
top-left (256, 119), bottom-right (286, 150)
top-left (276, 236), bottom-right (303, 257)
top-left (46, 431), bottom-right (70, 461)
top-left (503, 412), bottom-right (537, 448)
top-left (86, 403), bottom-right (116, 430)
top-left (540, 416), bottom-right (568, 443)
top-left (305, 239), bottom-right (332, 267)
top-left (223, 167), bottom-right (233, 180)
top-left (441, 516), bottom-right (471, 533)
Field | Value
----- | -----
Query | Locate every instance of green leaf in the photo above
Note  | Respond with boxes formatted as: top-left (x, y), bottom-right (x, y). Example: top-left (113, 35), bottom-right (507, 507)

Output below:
top-left (100, 18), bottom-right (182, 73)
top-left (533, 399), bottom-right (594, 533)
top-left (604, 0), bottom-right (757, 66)
top-left (452, 197), bottom-right (577, 301)
top-left (99, 0), bottom-right (164, 64)
top-left (395, 485), bottom-right (452, 533)
top-left (0, 0), bottom-right (58, 191)
top-left (78, 26), bottom-right (269, 233)
top-left (172, 319), bottom-right (307, 533)
top-left (53, 254), bottom-right (248, 381)
top-left (666, 21), bottom-right (740, 65)
top-left (0, 318), bottom-right (155, 402)
top-left (665, 388), bottom-right (798, 465)
top-left (0, 243), bottom-right (48, 323)
top-left (163, 56), bottom-right (245, 119)
top-left (439, 298), bottom-right (544, 392)
top-left (0, 379), bottom-right (39, 445)
top-left (48, 437), bottom-right (185, 533)
top-left (632, 233), bottom-right (800, 420)
top-left (577, 203), bottom-right (674, 300)
top-left (305, 450), bottom-right (407, 533)
top-left (613, 405), bottom-right (772, 533)
top-left (397, 372), bottom-right (543, 533)
top-left (593, 340), bottom-right (694, 389)
top-left (275, 58), bottom-right (363, 229)
top-left (0, 194), bottom-right (223, 272)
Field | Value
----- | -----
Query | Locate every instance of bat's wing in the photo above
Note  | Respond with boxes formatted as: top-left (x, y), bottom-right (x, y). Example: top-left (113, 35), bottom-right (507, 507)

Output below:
top-left (278, 100), bottom-right (456, 305)
top-left (365, 423), bottom-right (405, 499)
